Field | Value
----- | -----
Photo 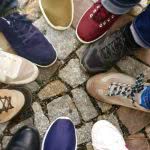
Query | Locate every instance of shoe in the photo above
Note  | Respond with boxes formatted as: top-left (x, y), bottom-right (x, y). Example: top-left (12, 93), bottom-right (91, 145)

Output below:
top-left (39, 0), bottom-right (74, 30)
top-left (0, 87), bottom-right (32, 123)
top-left (76, 0), bottom-right (119, 44)
top-left (0, 50), bottom-right (39, 84)
top-left (86, 72), bottom-right (150, 112)
top-left (81, 23), bottom-right (140, 74)
top-left (0, 12), bottom-right (57, 67)
top-left (42, 117), bottom-right (77, 150)
top-left (92, 120), bottom-right (128, 150)
top-left (6, 126), bottom-right (40, 150)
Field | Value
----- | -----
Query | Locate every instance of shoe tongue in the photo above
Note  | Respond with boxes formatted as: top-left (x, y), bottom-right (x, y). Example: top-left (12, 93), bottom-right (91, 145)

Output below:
top-left (0, 50), bottom-right (22, 80)
top-left (140, 86), bottom-right (150, 109)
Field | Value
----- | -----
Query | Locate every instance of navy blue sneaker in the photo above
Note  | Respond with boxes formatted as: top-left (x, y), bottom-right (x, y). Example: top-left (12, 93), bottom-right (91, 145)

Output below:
top-left (0, 13), bottom-right (57, 67)
top-left (42, 117), bottom-right (77, 150)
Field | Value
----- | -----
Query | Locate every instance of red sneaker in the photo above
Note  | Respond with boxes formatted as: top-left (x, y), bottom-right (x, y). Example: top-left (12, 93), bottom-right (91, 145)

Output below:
top-left (76, 0), bottom-right (120, 44)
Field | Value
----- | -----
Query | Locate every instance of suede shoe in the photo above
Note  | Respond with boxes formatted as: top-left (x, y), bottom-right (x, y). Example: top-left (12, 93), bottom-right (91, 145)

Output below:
top-left (81, 23), bottom-right (140, 74)
top-left (42, 117), bottom-right (77, 150)
top-left (76, 0), bottom-right (119, 44)
top-left (6, 126), bottom-right (40, 150)
top-left (0, 12), bottom-right (57, 67)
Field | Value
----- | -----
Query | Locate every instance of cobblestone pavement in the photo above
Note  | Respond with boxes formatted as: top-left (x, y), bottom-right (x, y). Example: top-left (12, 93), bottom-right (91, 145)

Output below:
top-left (0, 0), bottom-right (150, 149)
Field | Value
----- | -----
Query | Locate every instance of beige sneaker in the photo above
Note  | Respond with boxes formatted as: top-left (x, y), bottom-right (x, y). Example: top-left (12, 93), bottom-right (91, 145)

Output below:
top-left (86, 72), bottom-right (150, 113)
top-left (39, 0), bottom-right (74, 30)
top-left (0, 87), bottom-right (32, 123)
top-left (0, 50), bottom-right (39, 85)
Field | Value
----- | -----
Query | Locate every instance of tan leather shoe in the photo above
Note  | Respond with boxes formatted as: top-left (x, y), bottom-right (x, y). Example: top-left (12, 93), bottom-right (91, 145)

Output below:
top-left (86, 72), bottom-right (150, 113)
top-left (0, 87), bottom-right (32, 123)
top-left (39, 0), bottom-right (74, 30)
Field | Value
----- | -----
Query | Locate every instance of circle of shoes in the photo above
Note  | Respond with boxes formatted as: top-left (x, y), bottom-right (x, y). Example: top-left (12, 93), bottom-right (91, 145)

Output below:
top-left (0, 96), bottom-right (14, 113)
top-left (107, 73), bottom-right (145, 103)
top-left (89, 1), bottom-right (115, 28)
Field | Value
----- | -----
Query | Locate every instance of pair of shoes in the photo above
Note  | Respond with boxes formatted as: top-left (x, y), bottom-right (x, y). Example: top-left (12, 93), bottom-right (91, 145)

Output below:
top-left (0, 86), bottom-right (32, 123)
top-left (86, 72), bottom-right (150, 112)
top-left (0, 10), bottom-right (57, 67)
top-left (39, 0), bottom-right (74, 30)
top-left (6, 117), bottom-right (77, 150)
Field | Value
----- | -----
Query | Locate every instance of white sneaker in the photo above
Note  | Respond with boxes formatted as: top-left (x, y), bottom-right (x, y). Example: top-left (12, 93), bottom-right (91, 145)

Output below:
top-left (0, 50), bottom-right (39, 84)
top-left (92, 120), bottom-right (128, 150)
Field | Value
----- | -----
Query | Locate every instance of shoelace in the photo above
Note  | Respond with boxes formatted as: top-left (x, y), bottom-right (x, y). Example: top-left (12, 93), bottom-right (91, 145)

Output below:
top-left (4, 13), bottom-right (38, 44)
top-left (107, 74), bottom-right (145, 102)
top-left (0, 96), bottom-right (14, 113)
top-left (90, 1), bottom-right (115, 28)
top-left (97, 30), bottom-right (132, 66)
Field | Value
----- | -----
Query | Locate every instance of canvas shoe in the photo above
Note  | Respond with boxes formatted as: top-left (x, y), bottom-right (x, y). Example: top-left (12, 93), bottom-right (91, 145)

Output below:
top-left (86, 72), bottom-right (150, 113)
top-left (0, 87), bottom-right (32, 123)
top-left (39, 0), bottom-right (74, 30)
top-left (0, 50), bottom-right (39, 85)
top-left (81, 23), bottom-right (140, 74)
top-left (92, 120), bottom-right (128, 150)
top-left (76, 0), bottom-right (120, 44)
top-left (42, 117), bottom-right (77, 150)
top-left (0, 12), bottom-right (57, 67)
top-left (6, 126), bottom-right (40, 150)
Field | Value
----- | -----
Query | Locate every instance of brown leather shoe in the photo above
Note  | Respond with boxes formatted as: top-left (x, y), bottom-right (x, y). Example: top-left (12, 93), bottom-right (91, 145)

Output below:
top-left (125, 133), bottom-right (150, 150)
top-left (0, 87), bottom-right (32, 123)
top-left (86, 72), bottom-right (150, 112)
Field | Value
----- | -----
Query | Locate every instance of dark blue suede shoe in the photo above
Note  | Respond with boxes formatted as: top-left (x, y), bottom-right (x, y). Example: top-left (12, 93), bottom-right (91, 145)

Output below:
top-left (0, 13), bottom-right (57, 67)
top-left (42, 117), bottom-right (77, 150)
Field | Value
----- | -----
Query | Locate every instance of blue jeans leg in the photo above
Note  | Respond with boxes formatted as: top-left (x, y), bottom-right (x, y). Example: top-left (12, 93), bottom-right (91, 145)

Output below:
top-left (102, 0), bottom-right (141, 14)
top-left (131, 5), bottom-right (150, 48)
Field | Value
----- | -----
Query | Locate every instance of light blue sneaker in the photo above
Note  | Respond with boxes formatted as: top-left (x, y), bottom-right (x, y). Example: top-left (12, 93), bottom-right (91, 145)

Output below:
top-left (42, 117), bottom-right (77, 150)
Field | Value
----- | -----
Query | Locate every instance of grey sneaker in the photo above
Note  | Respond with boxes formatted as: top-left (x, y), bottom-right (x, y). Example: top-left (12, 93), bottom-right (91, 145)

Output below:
top-left (81, 23), bottom-right (140, 74)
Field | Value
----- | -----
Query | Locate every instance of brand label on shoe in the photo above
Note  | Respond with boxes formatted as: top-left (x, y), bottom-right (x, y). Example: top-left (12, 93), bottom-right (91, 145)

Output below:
top-left (0, 51), bottom-right (22, 79)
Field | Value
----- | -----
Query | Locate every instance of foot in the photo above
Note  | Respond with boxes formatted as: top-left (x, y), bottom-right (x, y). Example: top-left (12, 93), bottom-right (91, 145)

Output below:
top-left (86, 72), bottom-right (150, 112)
top-left (76, 0), bottom-right (119, 44)
top-left (42, 117), bottom-right (76, 150)
top-left (6, 126), bottom-right (40, 150)
top-left (81, 23), bottom-right (140, 74)
top-left (0, 12), bottom-right (57, 67)
top-left (92, 120), bottom-right (128, 150)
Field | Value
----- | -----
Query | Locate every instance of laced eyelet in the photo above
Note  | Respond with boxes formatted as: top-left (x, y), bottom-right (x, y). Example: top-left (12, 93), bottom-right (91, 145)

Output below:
top-left (107, 18), bottom-right (110, 22)
top-left (90, 14), bottom-right (93, 18)
top-left (99, 24), bottom-right (103, 28)
top-left (111, 15), bottom-right (114, 19)
top-left (103, 21), bottom-right (106, 25)
top-left (93, 9), bottom-right (97, 13)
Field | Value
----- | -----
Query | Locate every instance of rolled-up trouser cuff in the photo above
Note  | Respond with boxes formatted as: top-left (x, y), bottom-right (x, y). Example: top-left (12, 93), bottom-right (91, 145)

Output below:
top-left (101, 0), bottom-right (136, 14)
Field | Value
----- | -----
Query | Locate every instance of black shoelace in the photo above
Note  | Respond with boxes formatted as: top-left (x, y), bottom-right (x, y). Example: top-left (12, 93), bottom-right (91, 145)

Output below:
top-left (0, 96), bottom-right (14, 113)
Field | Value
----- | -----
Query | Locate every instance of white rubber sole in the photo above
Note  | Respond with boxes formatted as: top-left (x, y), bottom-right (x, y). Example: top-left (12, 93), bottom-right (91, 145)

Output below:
top-left (75, 5), bottom-right (107, 44)
top-left (39, 0), bottom-right (74, 30)
top-left (41, 116), bottom-right (77, 150)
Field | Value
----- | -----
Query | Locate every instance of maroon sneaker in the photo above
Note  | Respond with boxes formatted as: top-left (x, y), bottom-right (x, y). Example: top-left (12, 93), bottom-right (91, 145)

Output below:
top-left (76, 0), bottom-right (120, 44)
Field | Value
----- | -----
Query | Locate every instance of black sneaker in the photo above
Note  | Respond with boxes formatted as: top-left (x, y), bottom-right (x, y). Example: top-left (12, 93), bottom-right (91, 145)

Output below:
top-left (81, 23), bottom-right (140, 74)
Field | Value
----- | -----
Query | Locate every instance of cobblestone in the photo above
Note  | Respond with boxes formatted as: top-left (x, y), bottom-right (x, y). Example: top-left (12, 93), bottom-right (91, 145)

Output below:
top-left (145, 125), bottom-right (150, 139)
top-left (47, 95), bottom-right (81, 125)
top-left (2, 136), bottom-right (12, 149)
top-left (97, 102), bottom-right (112, 113)
top-left (38, 80), bottom-right (68, 100)
top-left (32, 102), bottom-right (50, 137)
top-left (86, 143), bottom-right (94, 150)
top-left (72, 88), bottom-right (98, 121)
top-left (59, 59), bottom-right (88, 88)
top-left (10, 117), bottom-right (34, 134)
top-left (25, 82), bottom-right (40, 93)
top-left (77, 122), bottom-right (93, 145)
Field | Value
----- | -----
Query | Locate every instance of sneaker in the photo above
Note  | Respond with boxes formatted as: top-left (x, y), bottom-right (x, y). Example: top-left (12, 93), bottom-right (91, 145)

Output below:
top-left (0, 12), bottom-right (57, 67)
top-left (86, 72), bottom-right (150, 112)
top-left (6, 126), bottom-right (40, 150)
top-left (81, 23), bottom-right (140, 74)
top-left (42, 117), bottom-right (77, 150)
top-left (0, 50), bottom-right (39, 84)
top-left (92, 120), bottom-right (128, 150)
top-left (39, 0), bottom-right (74, 30)
top-left (0, 87), bottom-right (32, 123)
top-left (76, 0), bottom-right (120, 44)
